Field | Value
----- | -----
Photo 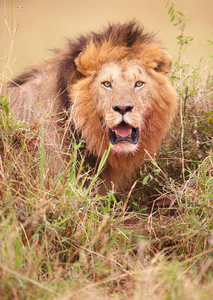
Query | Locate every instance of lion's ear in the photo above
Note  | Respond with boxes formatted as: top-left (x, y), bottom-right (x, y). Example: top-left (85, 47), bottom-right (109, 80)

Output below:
top-left (155, 51), bottom-right (172, 74)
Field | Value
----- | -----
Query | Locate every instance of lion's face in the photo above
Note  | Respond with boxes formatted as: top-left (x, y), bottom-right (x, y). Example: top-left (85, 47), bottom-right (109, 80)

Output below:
top-left (92, 60), bottom-right (151, 154)
top-left (71, 39), bottom-right (177, 161)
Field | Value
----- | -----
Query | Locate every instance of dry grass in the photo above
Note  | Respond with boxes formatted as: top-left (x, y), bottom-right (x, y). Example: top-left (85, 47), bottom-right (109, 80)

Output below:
top-left (0, 2), bottom-right (213, 299)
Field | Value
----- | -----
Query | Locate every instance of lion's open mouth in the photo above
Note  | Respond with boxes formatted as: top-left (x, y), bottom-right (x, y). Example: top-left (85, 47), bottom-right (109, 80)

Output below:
top-left (109, 121), bottom-right (139, 145)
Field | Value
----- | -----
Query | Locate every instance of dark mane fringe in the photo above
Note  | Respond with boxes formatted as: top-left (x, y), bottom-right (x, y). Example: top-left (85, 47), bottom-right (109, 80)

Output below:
top-left (8, 68), bottom-right (38, 87)
top-left (97, 20), bottom-right (155, 47)
top-left (58, 20), bottom-right (156, 110)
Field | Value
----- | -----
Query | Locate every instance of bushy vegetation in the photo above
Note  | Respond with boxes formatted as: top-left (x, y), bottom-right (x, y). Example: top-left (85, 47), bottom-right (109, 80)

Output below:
top-left (0, 2), bottom-right (212, 299)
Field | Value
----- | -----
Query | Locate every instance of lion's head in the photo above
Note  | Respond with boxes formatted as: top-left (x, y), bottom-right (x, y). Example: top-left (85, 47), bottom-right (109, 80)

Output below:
top-left (63, 22), bottom-right (177, 173)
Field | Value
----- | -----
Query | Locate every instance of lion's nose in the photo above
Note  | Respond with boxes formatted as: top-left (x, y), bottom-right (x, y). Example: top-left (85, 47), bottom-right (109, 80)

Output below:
top-left (113, 105), bottom-right (134, 115)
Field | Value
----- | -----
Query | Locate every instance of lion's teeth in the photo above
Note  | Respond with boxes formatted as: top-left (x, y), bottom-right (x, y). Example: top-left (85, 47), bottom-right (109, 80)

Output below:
top-left (128, 129), bottom-right (132, 137)
top-left (115, 130), bottom-right (120, 138)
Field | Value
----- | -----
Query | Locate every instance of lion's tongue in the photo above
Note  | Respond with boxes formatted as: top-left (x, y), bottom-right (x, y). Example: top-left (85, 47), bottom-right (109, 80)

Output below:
top-left (112, 123), bottom-right (132, 137)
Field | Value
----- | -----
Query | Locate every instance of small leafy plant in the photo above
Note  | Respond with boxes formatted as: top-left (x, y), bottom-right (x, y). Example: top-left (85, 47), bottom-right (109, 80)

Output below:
top-left (166, 0), bottom-right (194, 59)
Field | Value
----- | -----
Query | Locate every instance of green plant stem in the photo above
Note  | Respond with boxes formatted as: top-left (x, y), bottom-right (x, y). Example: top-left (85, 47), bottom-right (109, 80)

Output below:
top-left (40, 120), bottom-right (44, 191)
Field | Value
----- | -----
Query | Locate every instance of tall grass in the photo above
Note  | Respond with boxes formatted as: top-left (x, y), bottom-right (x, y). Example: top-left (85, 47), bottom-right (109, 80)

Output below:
top-left (0, 2), bottom-right (213, 299)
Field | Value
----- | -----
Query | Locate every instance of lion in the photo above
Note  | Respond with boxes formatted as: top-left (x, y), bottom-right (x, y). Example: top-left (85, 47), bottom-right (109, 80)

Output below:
top-left (5, 21), bottom-right (177, 194)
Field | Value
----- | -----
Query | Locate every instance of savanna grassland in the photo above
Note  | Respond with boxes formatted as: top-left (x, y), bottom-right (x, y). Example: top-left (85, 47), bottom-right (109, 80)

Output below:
top-left (0, 2), bottom-right (213, 299)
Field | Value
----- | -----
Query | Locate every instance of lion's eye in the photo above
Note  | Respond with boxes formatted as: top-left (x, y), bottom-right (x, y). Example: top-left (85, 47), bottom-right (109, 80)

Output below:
top-left (134, 81), bottom-right (144, 88)
top-left (102, 81), bottom-right (112, 88)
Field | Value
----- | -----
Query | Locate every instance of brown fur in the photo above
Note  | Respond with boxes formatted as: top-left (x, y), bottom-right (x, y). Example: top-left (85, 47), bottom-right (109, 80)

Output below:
top-left (5, 21), bottom-right (177, 193)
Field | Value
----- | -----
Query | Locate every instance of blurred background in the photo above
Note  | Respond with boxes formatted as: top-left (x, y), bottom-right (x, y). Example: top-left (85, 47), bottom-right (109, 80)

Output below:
top-left (0, 0), bottom-right (212, 78)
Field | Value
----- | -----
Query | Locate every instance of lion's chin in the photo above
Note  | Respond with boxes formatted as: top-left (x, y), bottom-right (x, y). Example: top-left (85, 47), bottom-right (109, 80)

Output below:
top-left (110, 142), bottom-right (139, 155)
